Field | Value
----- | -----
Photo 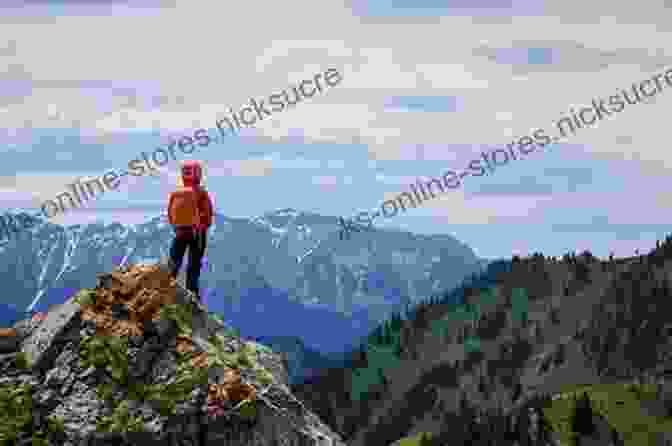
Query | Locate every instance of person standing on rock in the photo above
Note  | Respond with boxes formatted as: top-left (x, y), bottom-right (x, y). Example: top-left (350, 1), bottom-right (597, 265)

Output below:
top-left (167, 160), bottom-right (214, 300)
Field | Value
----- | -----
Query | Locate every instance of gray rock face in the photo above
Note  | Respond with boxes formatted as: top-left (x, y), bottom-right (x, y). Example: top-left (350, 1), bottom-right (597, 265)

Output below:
top-left (1, 266), bottom-right (347, 446)
top-left (20, 295), bottom-right (82, 373)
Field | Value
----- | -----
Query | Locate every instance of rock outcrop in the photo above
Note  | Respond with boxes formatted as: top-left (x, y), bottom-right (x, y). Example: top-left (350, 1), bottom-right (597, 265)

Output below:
top-left (0, 262), bottom-right (346, 445)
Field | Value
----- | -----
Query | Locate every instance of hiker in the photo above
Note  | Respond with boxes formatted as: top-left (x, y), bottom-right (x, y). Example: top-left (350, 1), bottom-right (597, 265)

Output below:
top-left (167, 160), bottom-right (214, 300)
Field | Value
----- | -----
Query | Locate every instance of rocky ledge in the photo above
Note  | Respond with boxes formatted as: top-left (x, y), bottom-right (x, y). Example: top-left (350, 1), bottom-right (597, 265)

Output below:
top-left (0, 262), bottom-right (346, 446)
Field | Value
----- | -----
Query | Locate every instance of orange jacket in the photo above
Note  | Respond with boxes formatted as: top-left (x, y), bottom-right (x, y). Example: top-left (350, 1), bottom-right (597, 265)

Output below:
top-left (168, 160), bottom-right (214, 230)
top-left (167, 187), bottom-right (214, 229)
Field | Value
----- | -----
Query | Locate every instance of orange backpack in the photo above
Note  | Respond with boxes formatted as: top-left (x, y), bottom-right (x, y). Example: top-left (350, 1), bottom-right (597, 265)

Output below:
top-left (169, 187), bottom-right (202, 226)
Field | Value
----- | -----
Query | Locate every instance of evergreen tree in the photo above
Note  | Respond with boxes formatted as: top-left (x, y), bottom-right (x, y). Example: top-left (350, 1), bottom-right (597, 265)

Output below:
top-left (377, 326), bottom-right (385, 345)
top-left (393, 341), bottom-right (403, 358)
top-left (377, 368), bottom-right (387, 388)
top-left (570, 392), bottom-right (595, 437)
top-left (389, 311), bottom-right (400, 332)
top-left (383, 321), bottom-right (392, 344)
top-left (369, 326), bottom-right (382, 345)
top-left (417, 432), bottom-right (432, 446)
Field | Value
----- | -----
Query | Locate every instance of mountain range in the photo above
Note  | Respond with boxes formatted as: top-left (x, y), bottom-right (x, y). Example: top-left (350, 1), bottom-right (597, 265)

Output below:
top-left (0, 208), bottom-right (484, 364)
top-left (3, 206), bottom-right (672, 445)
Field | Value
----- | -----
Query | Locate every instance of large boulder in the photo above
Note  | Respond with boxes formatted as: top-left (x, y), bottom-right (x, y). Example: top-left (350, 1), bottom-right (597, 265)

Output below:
top-left (0, 262), bottom-right (346, 445)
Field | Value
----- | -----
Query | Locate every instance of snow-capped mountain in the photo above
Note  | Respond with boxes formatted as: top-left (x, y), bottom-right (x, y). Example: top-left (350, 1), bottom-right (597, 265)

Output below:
top-left (0, 208), bottom-right (484, 353)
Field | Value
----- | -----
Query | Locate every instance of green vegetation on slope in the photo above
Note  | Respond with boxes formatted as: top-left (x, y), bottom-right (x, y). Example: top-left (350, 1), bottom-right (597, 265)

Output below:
top-left (396, 431), bottom-right (433, 446)
top-left (0, 382), bottom-right (66, 445)
top-left (78, 302), bottom-right (272, 432)
top-left (350, 262), bottom-right (527, 403)
top-left (543, 383), bottom-right (672, 446)
top-left (351, 338), bottom-right (400, 401)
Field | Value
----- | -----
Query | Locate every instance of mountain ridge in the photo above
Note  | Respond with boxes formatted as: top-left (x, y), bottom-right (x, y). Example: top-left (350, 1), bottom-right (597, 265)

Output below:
top-left (293, 245), bottom-right (672, 446)
top-left (0, 208), bottom-right (483, 355)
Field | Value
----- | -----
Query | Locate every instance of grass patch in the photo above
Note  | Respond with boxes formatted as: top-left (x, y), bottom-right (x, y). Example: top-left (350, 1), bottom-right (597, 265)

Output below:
top-left (95, 400), bottom-right (146, 433)
top-left (0, 382), bottom-right (33, 444)
top-left (14, 351), bottom-right (31, 370)
top-left (73, 288), bottom-right (96, 306)
top-left (543, 383), bottom-right (672, 446)
top-left (158, 304), bottom-right (193, 337)
top-left (396, 431), bottom-right (433, 446)
top-left (79, 298), bottom-right (273, 431)
top-left (0, 382), bottom-right (66, 445)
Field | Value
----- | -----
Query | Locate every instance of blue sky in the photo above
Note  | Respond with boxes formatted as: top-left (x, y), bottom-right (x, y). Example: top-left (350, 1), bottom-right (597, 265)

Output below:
top-left (1, 0), bottom-right (672, 259)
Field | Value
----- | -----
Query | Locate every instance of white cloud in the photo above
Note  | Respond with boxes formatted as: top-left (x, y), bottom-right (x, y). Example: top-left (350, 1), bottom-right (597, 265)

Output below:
top-left (204, 159), bottom-right (274, 178)
top-left (5, 0), bottom-right (672, 234)
top-left (383, 186), bottom-right (557, 225)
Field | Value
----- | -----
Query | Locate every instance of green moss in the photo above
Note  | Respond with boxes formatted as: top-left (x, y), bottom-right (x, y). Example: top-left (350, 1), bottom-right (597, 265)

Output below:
top-left (209, 335), bottom-right (258, 371)
top-left (79, 335), bottom-right (129, 385)
top-left (82, 309), bottom-right (271, 428)
top-left (396, 431), bottom-right (433, 446)
top-left (237, 351), bottom-right (253, 368)
top-left (139, 357), bottom-right (208, 415)
top-left (0, 382), bottom-right (33, 444)
top-left (0, 379), bottom-right (71, 444)
top-left (73, 288), bottom-right (96, 306)
top-left (238, 399), bottom-right (257, 421)
top-left (82, 301), bottom-right (204, 407)
top-left (158, 304), bottom-right (193, 336)
top-left (46, 415), bottom-right (65, 433)
top-left (30, 435), bottom-right (49, 446)
top-left (95, 400), bottom-right (146, 433)
top-left (543, 383), bottom-right (672, 446)
top-left (256, 368), bottom-right (274, 386)
top-left (14, 351), bottom-right (31, 370)
top-left (96, 383), bottom-right (114, 402)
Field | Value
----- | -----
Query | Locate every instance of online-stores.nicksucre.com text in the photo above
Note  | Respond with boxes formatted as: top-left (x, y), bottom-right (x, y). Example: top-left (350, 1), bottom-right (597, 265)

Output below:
top-left (339, 66), bottom-right (672, 240)
top-left (0, 68), bottom-right (343, 242)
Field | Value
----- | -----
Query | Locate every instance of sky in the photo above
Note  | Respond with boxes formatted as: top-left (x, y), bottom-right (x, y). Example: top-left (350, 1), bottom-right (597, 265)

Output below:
top-left (1, 0), bottom-right (672, 260)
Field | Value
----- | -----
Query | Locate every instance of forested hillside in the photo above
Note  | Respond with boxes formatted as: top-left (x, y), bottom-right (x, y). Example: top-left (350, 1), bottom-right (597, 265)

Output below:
top-left (294, 239), bottom-right (672, 446)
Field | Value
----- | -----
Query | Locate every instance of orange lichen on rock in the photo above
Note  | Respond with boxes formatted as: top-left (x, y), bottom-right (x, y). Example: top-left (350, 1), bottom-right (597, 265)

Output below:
top-left (208, 368), bottom-right (256, 406)
top-left (191, 351), bottom-right (209, 369)
top-left (176, 335), bottom-right (195, 354)
top-left (75, 263), bottom-right (259, 413)
top-left (176, 336), bottom-right (213, 370)
top-left (79, 264), bottom-right (178, 337)
top-left (227, 378), bottom-right (257, 403)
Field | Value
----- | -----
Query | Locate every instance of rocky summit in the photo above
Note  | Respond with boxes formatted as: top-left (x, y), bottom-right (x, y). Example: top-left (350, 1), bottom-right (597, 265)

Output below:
top-left (0, 261), bottom-right (346, 445)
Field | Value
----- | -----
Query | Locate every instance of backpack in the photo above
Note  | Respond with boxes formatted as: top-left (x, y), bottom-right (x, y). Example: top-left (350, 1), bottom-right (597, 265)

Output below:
top-left (169, 187), bottom-right (203, 226)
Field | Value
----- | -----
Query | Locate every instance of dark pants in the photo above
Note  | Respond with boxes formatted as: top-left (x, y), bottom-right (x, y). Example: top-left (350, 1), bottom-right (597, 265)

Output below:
top-left (169, 227), bottom-right (206, 298)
